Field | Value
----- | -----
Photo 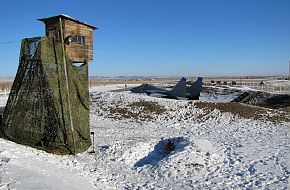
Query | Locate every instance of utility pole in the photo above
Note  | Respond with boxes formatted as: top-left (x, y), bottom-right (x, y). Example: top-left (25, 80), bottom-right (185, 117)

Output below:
top-left (289, 60), bottom-right (290, 80)
top-left (59, 17), bottom-right (76, 155)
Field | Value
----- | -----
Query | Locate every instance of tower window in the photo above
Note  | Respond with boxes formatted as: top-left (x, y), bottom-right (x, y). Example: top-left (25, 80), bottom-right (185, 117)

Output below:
top-left (75, 35), bottom-right (85, 45)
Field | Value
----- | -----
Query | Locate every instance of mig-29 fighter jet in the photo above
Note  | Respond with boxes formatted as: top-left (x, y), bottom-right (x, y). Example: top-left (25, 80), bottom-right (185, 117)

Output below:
top-left (130, 77), bottom-right (203, 100)
top-left (130, 77), bottom-right (187, 99)
top-left (186, 77), bottom-right (203, 100)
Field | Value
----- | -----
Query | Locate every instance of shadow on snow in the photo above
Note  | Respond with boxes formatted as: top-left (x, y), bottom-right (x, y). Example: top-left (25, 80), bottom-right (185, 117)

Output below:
top-left (134, 137), bottom-right (190, 168)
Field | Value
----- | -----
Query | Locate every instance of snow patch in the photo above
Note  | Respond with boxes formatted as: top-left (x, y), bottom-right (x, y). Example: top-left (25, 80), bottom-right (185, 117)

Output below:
top-left (0, 96), bottom-right (8, 107)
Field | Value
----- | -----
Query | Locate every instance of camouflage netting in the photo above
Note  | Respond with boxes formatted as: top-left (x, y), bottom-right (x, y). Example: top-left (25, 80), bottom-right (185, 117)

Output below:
top-left (0, 37), bottom-right (91, 154)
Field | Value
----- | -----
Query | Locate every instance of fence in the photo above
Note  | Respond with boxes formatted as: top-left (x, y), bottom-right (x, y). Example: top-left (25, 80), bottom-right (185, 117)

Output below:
top-left (243, 82), bottom-right (289, 94)
top-left (204, 81), bottom-right (290, 94)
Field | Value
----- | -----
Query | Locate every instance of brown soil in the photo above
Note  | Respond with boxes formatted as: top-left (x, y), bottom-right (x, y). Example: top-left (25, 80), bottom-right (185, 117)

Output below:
top-left (195, 101), bottom-right (289, 123)
top-left (107, 100), bottom-right (167, 121)
top-left (257, 94), bottom-right (290, 112)
top-left (129, 101), bottom-right (166, 114)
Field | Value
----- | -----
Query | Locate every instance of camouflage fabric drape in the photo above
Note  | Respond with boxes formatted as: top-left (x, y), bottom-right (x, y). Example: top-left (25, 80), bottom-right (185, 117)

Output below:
top-left (0, 37), bottom-right (91, 154)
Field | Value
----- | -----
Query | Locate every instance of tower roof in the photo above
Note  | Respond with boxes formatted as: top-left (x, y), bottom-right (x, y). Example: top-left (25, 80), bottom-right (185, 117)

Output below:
top-left (37, 14), bottom-right (97, 30)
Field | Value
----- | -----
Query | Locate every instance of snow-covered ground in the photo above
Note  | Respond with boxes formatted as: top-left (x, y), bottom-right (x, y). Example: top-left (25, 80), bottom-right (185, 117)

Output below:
top-left (0, 96), bottom-right (8, 107)
top-left (0, 84), bottom-right (289, 189)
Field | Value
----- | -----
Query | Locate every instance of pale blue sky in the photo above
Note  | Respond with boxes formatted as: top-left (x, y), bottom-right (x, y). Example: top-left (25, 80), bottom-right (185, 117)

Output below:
top-left (0, 0), bottom-right (289, 77)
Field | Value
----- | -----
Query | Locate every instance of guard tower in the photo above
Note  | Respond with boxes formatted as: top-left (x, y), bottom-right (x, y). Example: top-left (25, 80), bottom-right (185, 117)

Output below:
top-left (0, 15), bottom-right (97, 154)
top-left (38, 14), bottom-right (97, 62)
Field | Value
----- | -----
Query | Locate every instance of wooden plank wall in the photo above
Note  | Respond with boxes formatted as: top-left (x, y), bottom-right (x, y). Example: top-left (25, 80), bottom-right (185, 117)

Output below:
top-left (64, 20), bottom-right (93, 62)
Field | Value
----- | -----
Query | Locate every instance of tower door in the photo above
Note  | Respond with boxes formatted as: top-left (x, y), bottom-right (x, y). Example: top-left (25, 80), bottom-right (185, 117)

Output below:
top-left (47, 29), bottom-right (60, 40)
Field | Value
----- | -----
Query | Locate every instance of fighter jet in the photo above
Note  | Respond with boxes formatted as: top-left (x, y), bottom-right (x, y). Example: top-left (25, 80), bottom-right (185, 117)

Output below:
top-left (130, 77), bottom-right (187, 99)
top-left (130, 77), bottom-right (203, 100)
top-left (186, 77), bottom-right (203, 100)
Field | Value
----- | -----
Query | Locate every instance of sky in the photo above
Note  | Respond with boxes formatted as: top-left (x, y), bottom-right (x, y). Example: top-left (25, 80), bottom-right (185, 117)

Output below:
top-left (0, 0), bottom-right (289, 77)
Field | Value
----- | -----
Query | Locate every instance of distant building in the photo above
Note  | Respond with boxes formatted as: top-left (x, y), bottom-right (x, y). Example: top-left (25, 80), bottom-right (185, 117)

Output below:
top-left (38, 14), bottom-right (97, 63)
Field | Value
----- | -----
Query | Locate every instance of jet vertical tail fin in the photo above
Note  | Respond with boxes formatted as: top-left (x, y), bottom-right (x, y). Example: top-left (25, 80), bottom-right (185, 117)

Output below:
top-left (169, 77), bottom-right (187, 98)
top-left (187, 77), bottom-right (203, 100)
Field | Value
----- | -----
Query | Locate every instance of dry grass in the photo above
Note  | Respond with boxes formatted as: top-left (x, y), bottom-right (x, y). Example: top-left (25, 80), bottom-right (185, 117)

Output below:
top-left (107, 100), bottom-right (167, 121)
top-left (0, 82), bottom-right (13, 91)
top-left (129, 101), bottom-right (166, 114)
top-left (195, 101), bottom-right (289, 123)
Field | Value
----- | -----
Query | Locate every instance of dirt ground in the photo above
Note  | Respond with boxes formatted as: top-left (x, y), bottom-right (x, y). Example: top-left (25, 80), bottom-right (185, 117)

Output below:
top-left (194, 101), bottom-right (289, 123)
top-left (257, 94), bottom-right (290, 111)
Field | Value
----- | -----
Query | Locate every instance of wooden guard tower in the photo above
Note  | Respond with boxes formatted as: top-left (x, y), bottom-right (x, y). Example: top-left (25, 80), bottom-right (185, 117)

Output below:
top-left (38, 14), bottom-right (97, 63)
